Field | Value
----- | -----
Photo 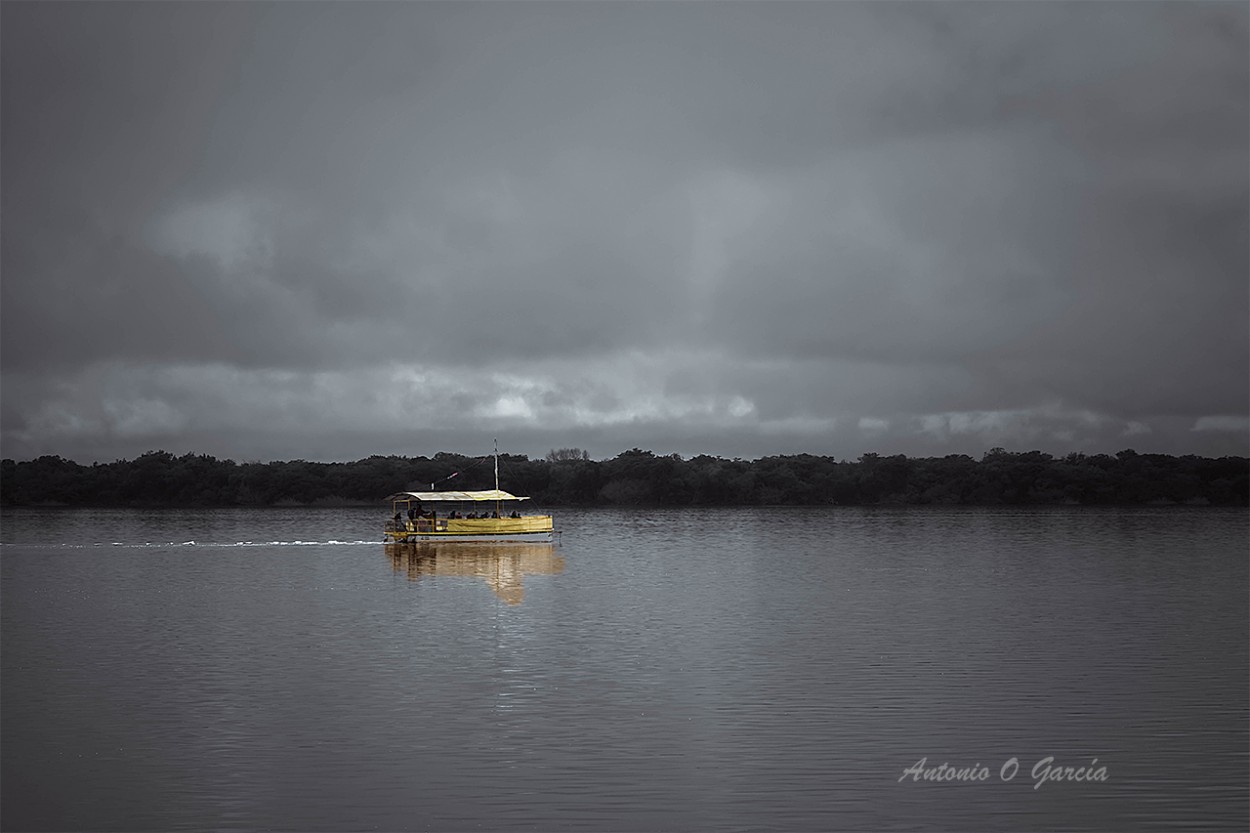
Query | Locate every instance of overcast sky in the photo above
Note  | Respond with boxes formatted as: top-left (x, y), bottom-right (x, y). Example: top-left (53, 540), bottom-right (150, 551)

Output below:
top-left (2, 1), bottom-right (1247, 464)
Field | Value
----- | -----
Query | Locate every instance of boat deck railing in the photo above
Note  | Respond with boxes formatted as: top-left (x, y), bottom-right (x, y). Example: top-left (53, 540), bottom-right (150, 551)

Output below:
top-left (386, 515), bottom-right (553, 536)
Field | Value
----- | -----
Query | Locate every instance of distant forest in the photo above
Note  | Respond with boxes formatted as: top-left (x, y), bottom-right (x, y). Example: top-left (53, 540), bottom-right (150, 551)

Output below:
top-left (2, 447), bottom-right (1246, 508)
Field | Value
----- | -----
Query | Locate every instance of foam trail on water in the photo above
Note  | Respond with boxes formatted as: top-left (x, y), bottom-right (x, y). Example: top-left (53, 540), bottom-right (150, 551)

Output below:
top-left (2, 540), bottom-right (380, 550)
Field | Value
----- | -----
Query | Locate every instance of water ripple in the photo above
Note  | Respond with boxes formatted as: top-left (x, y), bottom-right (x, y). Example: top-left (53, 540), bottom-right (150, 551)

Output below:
top-left (2, 505), bottom-right (1246, 832)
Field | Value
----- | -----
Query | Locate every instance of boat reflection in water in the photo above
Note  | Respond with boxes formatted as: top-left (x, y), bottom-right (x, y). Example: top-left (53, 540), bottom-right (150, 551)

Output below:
top-left (384, 542), bottom-right (565, 605)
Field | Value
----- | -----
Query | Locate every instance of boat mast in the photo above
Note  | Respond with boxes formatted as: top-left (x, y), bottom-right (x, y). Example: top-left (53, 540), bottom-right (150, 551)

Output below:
top-left (494, 438), bottom-right (500, 516)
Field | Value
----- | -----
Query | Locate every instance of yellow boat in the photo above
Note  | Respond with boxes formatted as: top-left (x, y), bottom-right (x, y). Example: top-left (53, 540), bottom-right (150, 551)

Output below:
top-left (383, 446), bottom-right (555, 543)
top-left (383, 488), bottom-right (555, 543)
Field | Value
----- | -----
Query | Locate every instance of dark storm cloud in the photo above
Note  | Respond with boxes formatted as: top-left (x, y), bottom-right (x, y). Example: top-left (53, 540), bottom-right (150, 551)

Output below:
top-left (1, 1), bottom-right (1245, 463)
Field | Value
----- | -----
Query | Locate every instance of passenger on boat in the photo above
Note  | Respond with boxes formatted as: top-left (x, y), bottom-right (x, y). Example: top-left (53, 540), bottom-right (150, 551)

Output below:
top-left (467, 512), bottom-right (478, 519)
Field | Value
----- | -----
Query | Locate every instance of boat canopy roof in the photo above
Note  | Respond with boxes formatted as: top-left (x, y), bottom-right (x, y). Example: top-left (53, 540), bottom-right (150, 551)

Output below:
top-left (386, 490), bottom-right (530, 503)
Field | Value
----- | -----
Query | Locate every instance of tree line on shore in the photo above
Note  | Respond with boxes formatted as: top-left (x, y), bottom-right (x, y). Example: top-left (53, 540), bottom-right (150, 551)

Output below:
top-left (2, 447), bottom-right (1246, 508)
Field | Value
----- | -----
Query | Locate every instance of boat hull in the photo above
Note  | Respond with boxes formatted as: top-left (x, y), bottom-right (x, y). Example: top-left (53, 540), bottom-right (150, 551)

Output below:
top-left (385, 514), bottom-right (555, 544)
top-left (385, 530), bottom-right (554, 544)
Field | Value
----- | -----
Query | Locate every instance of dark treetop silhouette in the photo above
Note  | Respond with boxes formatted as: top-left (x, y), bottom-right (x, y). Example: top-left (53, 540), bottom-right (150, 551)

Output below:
top-left (2, 448), bottom-right (1246, 508)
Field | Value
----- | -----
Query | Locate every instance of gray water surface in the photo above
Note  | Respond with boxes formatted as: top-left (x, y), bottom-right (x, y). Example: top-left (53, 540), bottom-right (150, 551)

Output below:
top-left (2, 506), bottom-right (1246, 831)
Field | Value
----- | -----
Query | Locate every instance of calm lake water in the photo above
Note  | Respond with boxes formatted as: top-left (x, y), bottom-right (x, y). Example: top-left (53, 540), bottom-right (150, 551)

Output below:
top-left (2, 506), bottom-right (1246, 832)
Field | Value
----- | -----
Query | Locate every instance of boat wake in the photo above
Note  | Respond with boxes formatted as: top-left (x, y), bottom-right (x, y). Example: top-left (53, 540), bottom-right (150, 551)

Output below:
top-left (2, 540), bottom-right (381, 549)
